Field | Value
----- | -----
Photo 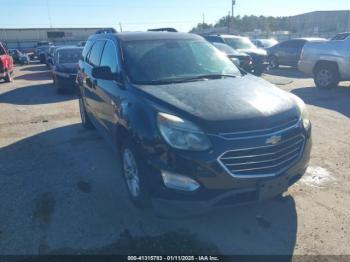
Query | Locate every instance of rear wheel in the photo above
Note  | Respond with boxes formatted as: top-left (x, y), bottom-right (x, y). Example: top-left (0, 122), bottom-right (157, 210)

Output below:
top-left (121, 139), bottom-right (151, 208)
top-left (79, 97), bottom-right (94, 129)
top-left (314, 64), bottom-right (339, 89)
top-left (268, 56), bottom-right (279, 69)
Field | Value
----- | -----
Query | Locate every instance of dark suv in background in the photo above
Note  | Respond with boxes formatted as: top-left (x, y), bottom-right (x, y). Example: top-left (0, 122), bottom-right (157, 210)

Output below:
top-left (267, 38), bottom-right (326, 69)
top-left (77, 31), bottom-right (311, 217)
top-left (204, 34), bottom-right (268, 76)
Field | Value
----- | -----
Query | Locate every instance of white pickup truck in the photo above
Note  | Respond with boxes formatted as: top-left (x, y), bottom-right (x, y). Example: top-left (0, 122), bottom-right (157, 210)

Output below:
top-left (298, 32), bottom-right (350, 89)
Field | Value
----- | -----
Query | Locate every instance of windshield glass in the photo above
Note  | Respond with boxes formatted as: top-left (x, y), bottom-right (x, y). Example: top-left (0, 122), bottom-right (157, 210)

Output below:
top-left (225, 37), bottom-right (256, 49)
top-left (122, 39), bottom-right (241, 84)
top-left (57, 49), bottom-right (82, 64)
top-left (260, 39), bottom-right (278, 48)
top-left (213, 43), bottom-right (240, 56)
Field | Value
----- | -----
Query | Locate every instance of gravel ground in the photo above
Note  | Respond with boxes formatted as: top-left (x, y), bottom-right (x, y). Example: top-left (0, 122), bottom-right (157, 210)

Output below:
top-left (0, 64), bottom-right (349, 256)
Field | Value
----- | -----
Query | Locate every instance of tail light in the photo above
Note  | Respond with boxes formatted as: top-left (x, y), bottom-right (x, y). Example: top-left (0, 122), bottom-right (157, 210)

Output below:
top-left (244, 57), bottom-right (252, 65)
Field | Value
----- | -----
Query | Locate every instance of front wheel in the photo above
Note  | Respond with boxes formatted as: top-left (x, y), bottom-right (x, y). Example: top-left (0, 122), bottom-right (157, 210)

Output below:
top-left (314, 65), bottom-right (339, 89)
top-left (121, 139), bottom-right (151, 208)
top-left (4, 71), bottom-right (13, 83)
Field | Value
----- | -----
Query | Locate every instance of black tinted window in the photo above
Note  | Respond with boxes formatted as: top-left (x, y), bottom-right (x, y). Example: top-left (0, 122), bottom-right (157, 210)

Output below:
top-left (82, 40), bottom-right (93, 61)
top-left (331, 33), bottom-right (350, 41)
top-left (100, 41), bottom-right (119, 73)
top-left (280, 40), bottom-right (305, 48)
top-left (205, 36), bottom-right (223, 43)
top-left (88, 40), bottom-right (106, 66)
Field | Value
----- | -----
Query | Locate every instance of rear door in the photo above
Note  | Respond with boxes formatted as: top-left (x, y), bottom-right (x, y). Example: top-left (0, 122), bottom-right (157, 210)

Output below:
top-left (286, 40), bottom-right (306, 66)
top-left (94, 39), bottom-right (124, 135)
top-left (82, 40), bottom-right (106, 121)
top-left (275, 41), bottom-right (293, 65)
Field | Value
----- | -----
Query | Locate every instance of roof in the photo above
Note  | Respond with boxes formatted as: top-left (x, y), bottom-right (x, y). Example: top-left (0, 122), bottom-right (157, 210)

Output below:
top-left (55, 46), bottom-right (83, 51)
top-left (89, 32), bottom-right (203, 42)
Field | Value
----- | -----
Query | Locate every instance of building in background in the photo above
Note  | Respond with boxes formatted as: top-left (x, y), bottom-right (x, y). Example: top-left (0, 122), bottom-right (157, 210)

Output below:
top-left (289, 10), bottom-right (350, 34)
top-left (0, 27), bottom-right (104, 50)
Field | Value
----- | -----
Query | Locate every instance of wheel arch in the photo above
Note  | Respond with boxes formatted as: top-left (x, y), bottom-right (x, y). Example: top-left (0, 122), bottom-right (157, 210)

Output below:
top-left (313, 60), bottom-right (339, 76)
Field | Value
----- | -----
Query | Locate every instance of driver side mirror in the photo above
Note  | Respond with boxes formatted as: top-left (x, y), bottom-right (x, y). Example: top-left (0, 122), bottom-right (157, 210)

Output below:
top-left (92, 66), bottom-right (122, 83)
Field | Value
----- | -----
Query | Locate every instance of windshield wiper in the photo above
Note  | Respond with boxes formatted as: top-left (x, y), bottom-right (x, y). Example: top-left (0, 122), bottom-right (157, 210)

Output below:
top-left (187, 74), bottom-right (237, 80)
top-left (136, 74), bottom-right (237, 85)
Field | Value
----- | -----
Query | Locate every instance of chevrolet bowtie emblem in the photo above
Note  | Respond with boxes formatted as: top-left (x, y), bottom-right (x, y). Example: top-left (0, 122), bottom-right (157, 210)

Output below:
top-left (266, 135), bottom-right (282, 145)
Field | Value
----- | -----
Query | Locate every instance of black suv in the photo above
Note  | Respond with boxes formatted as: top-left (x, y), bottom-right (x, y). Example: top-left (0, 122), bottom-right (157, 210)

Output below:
top-left (204, 35), bottom-right (268, 76)
top-left (77, 32), bottom-right (312, 217)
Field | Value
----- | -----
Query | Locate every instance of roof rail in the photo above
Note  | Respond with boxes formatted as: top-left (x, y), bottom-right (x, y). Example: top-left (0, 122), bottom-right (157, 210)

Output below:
top-left (148, 28), bottom-right (178, 32)
top-left (95, 28), bottom-right (117, 34)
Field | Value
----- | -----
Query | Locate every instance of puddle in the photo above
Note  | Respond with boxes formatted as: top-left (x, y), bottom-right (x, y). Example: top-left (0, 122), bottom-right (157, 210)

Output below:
top-left (300, 166), bottom-right (335, 188)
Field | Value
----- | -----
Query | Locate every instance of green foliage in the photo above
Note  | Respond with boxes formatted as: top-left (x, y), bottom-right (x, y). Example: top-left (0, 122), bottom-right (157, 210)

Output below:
top-left (190, 15), bottom-right (290, 33)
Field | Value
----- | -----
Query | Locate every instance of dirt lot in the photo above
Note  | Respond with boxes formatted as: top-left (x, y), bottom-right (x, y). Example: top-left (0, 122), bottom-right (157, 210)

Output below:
top-left (0, 64), bottom-right (349, 256)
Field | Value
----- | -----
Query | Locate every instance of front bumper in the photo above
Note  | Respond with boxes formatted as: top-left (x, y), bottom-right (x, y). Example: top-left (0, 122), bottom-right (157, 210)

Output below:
top-left (54, 73), bottom-right (77, 90)
top-left (145, 123), bottom-right (311, 217)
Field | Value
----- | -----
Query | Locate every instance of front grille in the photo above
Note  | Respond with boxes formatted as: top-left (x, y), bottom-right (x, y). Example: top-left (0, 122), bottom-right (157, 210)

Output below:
top-left (218, 124), bottom-right (305, 178)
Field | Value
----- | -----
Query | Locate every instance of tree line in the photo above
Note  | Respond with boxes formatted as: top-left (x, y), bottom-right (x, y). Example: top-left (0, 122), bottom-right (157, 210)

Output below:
top-left (190, 15), bottom-right (291, 33)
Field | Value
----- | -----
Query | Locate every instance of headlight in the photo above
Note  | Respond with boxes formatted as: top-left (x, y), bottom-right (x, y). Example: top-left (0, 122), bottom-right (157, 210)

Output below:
top-left (157, 112), bottom-right (211, 151)
top-left (292, 95), bottom-right (311, 130)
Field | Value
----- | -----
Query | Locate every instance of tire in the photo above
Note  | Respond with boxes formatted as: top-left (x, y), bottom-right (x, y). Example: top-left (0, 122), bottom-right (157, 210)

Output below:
top-left (268, 56), bottom-right (279, 69)
top-left (4, 71), bottom-right (13, 83)
top-left (121, 138), bottom-right (151, 208)
top-left (79, 97), bottom-right (94, 130)
top-left (314, 64), bottom-right (339, 89)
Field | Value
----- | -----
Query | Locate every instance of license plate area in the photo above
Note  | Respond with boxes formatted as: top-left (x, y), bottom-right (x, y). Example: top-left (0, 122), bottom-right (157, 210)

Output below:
top-left (259, 176), bottom-right (289, 200)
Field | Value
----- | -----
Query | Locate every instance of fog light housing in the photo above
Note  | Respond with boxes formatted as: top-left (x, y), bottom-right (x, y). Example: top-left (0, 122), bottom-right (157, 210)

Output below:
top-left (161, 171), bottom-right (200, 192)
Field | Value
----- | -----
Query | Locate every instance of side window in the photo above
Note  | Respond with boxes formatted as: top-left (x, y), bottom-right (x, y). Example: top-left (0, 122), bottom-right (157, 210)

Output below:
top-left (100, 41), bottom-right (120, 73)
top-left (81, 40), bottom-right (93, 61)
top-left (205, 36), bottom-right (223, 43)
top-left (280, 41), bottom-right (293, 48)
top-left (0, 45), bottom-right (5, 55)
top-left (291, 40), bottom-right (306, 48)
top-left (87, 40), bottom-right (106, 67)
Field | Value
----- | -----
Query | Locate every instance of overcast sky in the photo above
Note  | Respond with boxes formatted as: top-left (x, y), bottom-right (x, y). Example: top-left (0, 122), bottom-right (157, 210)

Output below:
top-left (1, 0), bottom-right (349, 31)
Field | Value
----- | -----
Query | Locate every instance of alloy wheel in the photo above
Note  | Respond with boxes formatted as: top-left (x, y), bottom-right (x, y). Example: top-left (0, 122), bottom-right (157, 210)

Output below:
top-left (123, 148), bottom-right (140, 198)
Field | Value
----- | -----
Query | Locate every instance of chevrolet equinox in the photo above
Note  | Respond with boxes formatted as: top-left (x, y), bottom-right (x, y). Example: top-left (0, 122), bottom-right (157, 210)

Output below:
top-left (77, 32), bottom-right (312, 217)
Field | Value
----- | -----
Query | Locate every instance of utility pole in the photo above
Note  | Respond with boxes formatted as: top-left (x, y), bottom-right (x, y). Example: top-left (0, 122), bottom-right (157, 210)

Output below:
top-left (231, 0), bottom-right (236, 33)
top-left (202, 13), bottom-right (205, 33)
top-left (46, 0), bottom-right (53, 28)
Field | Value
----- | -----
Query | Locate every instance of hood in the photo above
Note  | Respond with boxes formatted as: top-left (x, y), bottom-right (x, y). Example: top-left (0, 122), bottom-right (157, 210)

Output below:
top-left (135, 75), bottom-right (299, 133)
top-left (55, 63), bottom-right (78, 74)
top-left (238, 48), bottom-right (267, 57)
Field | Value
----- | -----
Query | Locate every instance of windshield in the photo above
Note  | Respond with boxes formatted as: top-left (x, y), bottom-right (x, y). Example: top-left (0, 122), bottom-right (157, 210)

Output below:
top-left (57, 49), bottom-right (82, 64)
top-left (225, 37), bottom-right (256, 50)
top-left (213, 43), bottom-right (241, 56)
top-left (122, 39), bottom-right (241, 84)
top-left (260, 39), bottom-right (278, 48)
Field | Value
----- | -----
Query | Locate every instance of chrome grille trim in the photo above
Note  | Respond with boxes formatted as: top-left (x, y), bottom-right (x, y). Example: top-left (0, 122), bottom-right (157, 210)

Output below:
top-left (218, 133), bottom-right (306, 179)
top-left (224, 147), bottom-right (301, 167)
top-left (220, 139), bottom-right (303, 160)
top-left (209, 118), bottom-right (300, 141)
